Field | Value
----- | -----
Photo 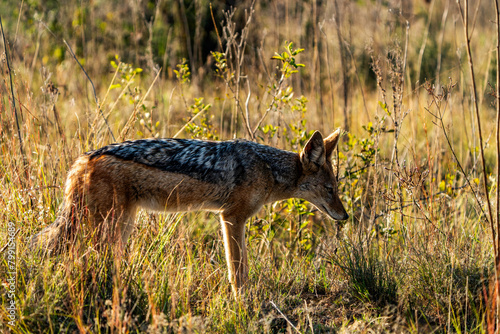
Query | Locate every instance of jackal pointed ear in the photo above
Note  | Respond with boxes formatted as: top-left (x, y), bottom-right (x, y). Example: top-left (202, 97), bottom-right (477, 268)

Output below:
top-left (324, 128), bottom-right (342, 160)
top-left (300, 131), bottom-right (326, 171)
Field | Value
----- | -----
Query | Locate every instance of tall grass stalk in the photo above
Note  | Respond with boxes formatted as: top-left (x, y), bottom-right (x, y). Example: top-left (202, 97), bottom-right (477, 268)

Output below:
top-left (495, 0), bottom-right (500, 329)
top-left (1, 16), bottom-right (27, 180)
top-left (458, 1), bottom-right (500, 330)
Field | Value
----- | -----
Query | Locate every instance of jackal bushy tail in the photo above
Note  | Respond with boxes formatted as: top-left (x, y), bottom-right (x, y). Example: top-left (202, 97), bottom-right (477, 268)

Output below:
top-left (30, 211), bottom-right (70, 254)
top-left (31, 155), bottom-right (92, 253)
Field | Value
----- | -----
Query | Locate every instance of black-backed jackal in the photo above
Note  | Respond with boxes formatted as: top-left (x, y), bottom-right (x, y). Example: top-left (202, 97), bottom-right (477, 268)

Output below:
top-left (32, 129), bottom-right (349, 296)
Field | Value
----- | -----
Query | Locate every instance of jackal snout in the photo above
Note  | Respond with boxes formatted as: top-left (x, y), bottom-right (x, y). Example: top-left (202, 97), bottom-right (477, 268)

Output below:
top-left (298, 129), bottom-right (349, 221)
top-left (325, 192), bottom-right (349, 221)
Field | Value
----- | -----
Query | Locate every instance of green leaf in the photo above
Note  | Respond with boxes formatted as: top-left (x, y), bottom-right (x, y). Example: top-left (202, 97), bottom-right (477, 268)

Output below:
top-left (271, 54), bottom-right (283, 61)
top-left (378, 101), bottom-right (391, 116)
top-left (292, 48), bottom-right (305, 56)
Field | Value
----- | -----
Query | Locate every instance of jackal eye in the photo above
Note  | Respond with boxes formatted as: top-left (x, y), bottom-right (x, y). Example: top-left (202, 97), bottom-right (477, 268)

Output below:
top-left (325, 186), bottom-right (334, 195)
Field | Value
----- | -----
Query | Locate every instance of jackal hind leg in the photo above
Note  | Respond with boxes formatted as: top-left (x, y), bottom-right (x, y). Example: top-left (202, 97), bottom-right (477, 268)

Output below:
top-left (89, 203), bottom-right (137, 251)
top-left (118, 207), bottom-right (138, 247)
top-left (220, 213), bottom-right (248, 297)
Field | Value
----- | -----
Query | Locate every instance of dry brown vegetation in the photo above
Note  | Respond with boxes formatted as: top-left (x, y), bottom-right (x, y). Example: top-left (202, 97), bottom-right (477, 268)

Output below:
top-left (2, 0), bottom-right (500, 332)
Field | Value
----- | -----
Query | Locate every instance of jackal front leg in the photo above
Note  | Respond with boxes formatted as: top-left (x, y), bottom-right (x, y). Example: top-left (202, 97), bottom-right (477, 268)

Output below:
top-left (220, 213), bottom-right (248, 297)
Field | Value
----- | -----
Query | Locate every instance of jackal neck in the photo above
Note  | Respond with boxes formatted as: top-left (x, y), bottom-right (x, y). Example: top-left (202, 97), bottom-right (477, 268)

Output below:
top-left (264, 153), bottom-right (303, 203)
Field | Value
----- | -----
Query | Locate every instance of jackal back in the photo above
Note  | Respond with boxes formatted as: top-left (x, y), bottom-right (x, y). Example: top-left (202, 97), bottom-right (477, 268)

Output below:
top-left (83, 138), bottom-right (301, 215)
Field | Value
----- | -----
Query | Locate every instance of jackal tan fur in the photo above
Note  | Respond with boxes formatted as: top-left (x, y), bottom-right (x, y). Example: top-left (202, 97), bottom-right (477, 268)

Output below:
top-left (32, 129), bottom-right (349, 296)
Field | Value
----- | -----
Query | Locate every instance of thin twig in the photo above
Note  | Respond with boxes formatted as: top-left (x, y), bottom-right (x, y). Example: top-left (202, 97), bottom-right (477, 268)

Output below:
top-left (435, 0), bottom-right (450, 89)
top-left (319, 21), bottom-right (335, 124)
top-left (333, 0), bottom-right (349, 132)
top-left (19, 185), bottom-right (61, 192)
top-left (416, 0), bottom-right (435, 85)
top-left (120, 68), bottom-right (162, 140)
top-left (173, 104), bottom-right (211, 138)
top-left (424, 95), bottom-right (487, 221)
top-left (269, 300), bottom-right (300, 334)
top-left (0, 229), bottom-right (20, 253)
top-left (0, 16), bottom-right (28, 180)
top-left (100, 61), bottom-right (121, 112)
top-left (375, 184), bottom-right (468, 218)
top-left (252, 74), bottom-right (284, 135)
top-left (210, 2), bottom-right (223, 50)
top-left (14, 0), bottom-right (24, 44)
top-left (234, 3), bottom-right (255, 139)
top-left (338, 164), bottom-right (376, 181)
top-left (457, 0), bottom-right (496, 250)
top-left (460, 2), bottom-right (499, 326)
top-left (495, 0), bottom-right (500, 329)
top-left (335, 25), bottom-right (370, 122)
top-left (245, 78), bottom-right (252, 134)
top-left (496, 0), bottom-right (500, 263)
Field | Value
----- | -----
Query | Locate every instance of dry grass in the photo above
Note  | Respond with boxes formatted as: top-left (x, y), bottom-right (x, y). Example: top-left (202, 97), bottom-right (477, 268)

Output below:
top-left (1, 0), bottom-right (499, 332)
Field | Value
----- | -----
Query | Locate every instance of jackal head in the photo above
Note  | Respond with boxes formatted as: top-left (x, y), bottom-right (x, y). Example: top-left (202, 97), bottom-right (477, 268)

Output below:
top-left (297, 129), bottom-right (349, 221)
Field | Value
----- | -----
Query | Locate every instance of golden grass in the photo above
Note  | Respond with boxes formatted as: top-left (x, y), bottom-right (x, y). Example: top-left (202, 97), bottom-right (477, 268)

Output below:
top-left (1, 0), bottom-right (499, 332)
